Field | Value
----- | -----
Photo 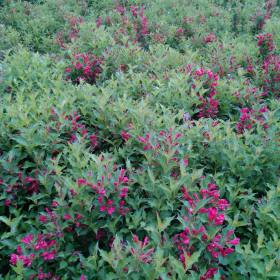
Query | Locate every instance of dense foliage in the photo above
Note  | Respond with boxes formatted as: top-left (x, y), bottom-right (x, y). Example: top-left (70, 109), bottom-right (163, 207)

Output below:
top-left (0, 0), bottom-right (279, 279)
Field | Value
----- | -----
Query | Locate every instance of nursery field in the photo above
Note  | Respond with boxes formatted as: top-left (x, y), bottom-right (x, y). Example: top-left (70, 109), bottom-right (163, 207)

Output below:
top-left (0, 0), bottom-right (280, 279)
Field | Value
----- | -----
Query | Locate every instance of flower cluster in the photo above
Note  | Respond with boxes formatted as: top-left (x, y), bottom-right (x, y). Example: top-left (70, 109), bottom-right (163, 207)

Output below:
top-left (114, 4), bottom-right (149, 47)
top-left (236, 106), bottom-right (268, 134)
top-left (173, 183), bottom-right (239, 279)
top-left (130, 235), bottom-right (154, 263)
top-left (55, 16), bottom-right (84, 48)
top-left (65, 53), bottom-right (102, 85)
top-left (50, 109), bottom-right (98, 148)
top-left (1, 171), bottom-right (39, 208)
top-left (192, 67), bottom-right (219, 118)
top-left (257, 33), bottom-right (275, 58)
top-left (95, 15), bottom-right (112, 28)
top-left (130, 5), bottom-right (149, 42)
top-left (66, 15), bottom-right (84, 41)
top-left (120, 129), bottom-right (132, 142)
top-left (262, 54), bottom-right (280, 95)
top-left (76, 167), bottom-right (130, 217)
top-left (251, 1), bottom-right (273, 33)
top-left (137, 129), bottom-right (183, 153)
top-left (236, 107), bottom-right (254, 133)
top-left (10, 233), bottom-right (58, 268)
top-left (203, 33), bottom-right (217, 44)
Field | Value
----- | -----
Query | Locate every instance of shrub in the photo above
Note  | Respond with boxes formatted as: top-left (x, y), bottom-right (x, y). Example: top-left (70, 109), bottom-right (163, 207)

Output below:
top-left (65, 53), bottom-right (103, 85)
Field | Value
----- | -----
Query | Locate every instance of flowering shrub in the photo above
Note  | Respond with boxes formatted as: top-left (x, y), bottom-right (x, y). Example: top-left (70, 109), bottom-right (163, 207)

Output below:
top-left (10, 233), bottom-right (57, 267)
top-left (257, 33), bottom-right (275, 57)
top-left (113, 4), bottom-right (150, 48)
top-left (174, 184), bottom-right (238, 277)
top-left (65, 53), bottom-right (102, 84)
top-left (189, 67), bottom-right (220, 118)
top-left (7, 158), bottom-right (131, 278)
top-left (55, 15), bottom-right (84, 49)
top-left (262, 54), bottom-right (280, 95)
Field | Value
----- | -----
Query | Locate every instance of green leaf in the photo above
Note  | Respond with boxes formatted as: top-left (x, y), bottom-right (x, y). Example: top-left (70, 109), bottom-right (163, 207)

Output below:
top-left (156, 212), bottom-right (173, 232)
top-left (185, 249), bottom-right (202, 270)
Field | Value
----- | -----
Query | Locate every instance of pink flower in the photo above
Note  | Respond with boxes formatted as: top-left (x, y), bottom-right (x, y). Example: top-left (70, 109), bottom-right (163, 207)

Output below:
top-left (204, 33), bottom-right (217, 44)
top-left (195, 68), bottom-right (205, 76)
top-left (141, 16), bottom-right (149, 35)
top-left (121, 130), bottom-right (131, 142)
top-left (218, 199), bottom-right (229, 210)
top-left (181, 236), bottom-right (190, 245)
top-left (98, 188), bottom-right (106, 196)
top-left (259, 106), bottom-right (268, 113)
top-left (96, 16), bottom-right (102, 28)
top-left (69, 134), bottom-right (77, 143)
top-left (214, 214), bottom-right (225, 225)
top-left (119, 187), bottom-right (129, 198)
top-left (137, 136), bottom-right (147, 143)
top-left (83, 65), bottom-right (91, 75)
top-left (64, 214), bottom-right (72, 220)
top-left (228, 237), bottom-right (240, 245)
top-left (116, 5), bottom-right (125, 15)
top-left (207, 183), bottom-right (217, 191)
top-left (133, 234), bottom-right (139, 243)
top-left (207, 208), bottom-right (217, 222)
top-left (19, 254), bottom-right (34, 267)
top-left (10, 254), bottom-right (18, 265)
top-left (130, 5), bottom-right (138, 17)
top-left (106, 199), bottom-right (113, 205)
top-left (21, 234), bottom-right (33, 245)
top-left (207, 70), bottom-right (213, 79)
top-left (51, 201), bottom-right (59, 207)
top-left (142, 236), bottom-right (149, 247)
top-left (75, 213), bottom-right (82, 220)
top-left (176, 27), bottom-right (184, 36)
top-left (39, 215), bottom-right (48, 223)
top-left (200, 268), bottom-right (218, 280)
top-left (74, 62), bottom-right (83, 70)
top-left (107, 206), bottom-right (115, 215)
top-left (4, 199), bottom-right (11, 206)
top-left (41, 250), bottom-right (56, 261)
top-left (119, 200), bottom-right (125, 207)
top-left (221, 247), bottom-right (234, 256)
top-left (16, 246), bottom-right (22, 255)
top-left (89, 134), bottom-right (98, 147)
top-left (77, 178), bottom-right (87, 187)
top-left (183, 158), bottom-right (189, 166)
